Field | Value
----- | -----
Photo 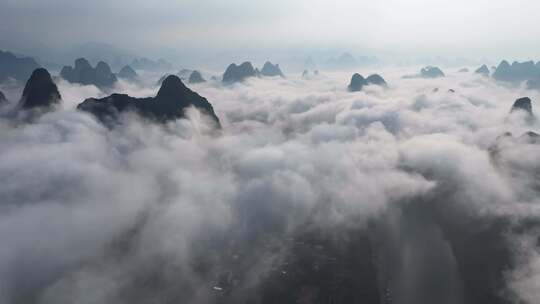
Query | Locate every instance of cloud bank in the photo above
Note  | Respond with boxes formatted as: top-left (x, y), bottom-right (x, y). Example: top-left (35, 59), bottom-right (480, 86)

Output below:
top-left (1, 67), bottom-right (540, 303)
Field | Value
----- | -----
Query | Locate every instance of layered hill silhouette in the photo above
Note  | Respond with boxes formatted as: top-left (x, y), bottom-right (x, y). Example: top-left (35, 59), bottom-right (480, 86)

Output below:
top-left (222, 61), bottom-right (285, 83)
top-left (464, 60), bottom-right (540, 90)
top-left (260, 61), bottom-right (284, 77)
top-left (117, 65), bottom-right (139, 81)
top-left (325, 53), bottom-right (379, 69)
top-left (492, 60), bottom-right (540, 89)
top-left (475, 64), bottom-right (490, 76)
top-left (78, 75), bottom-right (220, 126)
top-left (0, 50), bottom-right (41, 83)
top-left (188, 71), bottom-right (206, 84)
top-left (327, 52), bottom-right (358, 68)
top-left (493, 60), bottom-right (540, 83)
top-left (420, 66), bottom-right (445, 78)
top-left (131, 57), bottom-right (173, 71)
top-left (403, 66), bottom-right (445, 79)
top-left (348, 73), bottom-right (387, 91)
top-left (61, 58), bottom-right (117, 89)
top-left (223, 62), bottom-right (259, 83)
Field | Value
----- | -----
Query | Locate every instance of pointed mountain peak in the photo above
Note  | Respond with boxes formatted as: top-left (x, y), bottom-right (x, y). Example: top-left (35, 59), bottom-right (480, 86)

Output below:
top-left (74, 58), bottom-right (92, 70)
top-left (511, 97), bottom-right (533, 116)
top-left (118, 65), bottom-right (138, 80)
top-left (348, 73), bottom-right (367, 92)
top-left (475, 64), bottom-right (490, 76)
top-left (156, 75), bottom-right (188, 99)
top-left (188, 71), bottom-right (206, 84)
top-left (19, 68), bottom-right (61, 109)
top-left (96, 61), bottom-right (112, 74)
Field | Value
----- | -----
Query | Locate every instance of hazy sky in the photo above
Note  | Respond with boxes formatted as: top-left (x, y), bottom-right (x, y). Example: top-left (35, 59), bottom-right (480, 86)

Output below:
top-left (1, 0), bottom-right (540, 61)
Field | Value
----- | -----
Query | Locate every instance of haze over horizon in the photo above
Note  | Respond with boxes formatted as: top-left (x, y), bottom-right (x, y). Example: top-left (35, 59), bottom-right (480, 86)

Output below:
top-left (2, 0), bottom-right (540, 66)
top-left (3, 2), bottom-right (540, 304)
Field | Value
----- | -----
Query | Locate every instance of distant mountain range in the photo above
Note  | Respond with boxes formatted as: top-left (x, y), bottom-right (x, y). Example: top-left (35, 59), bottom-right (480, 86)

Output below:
top-left (4, 66), bottom-right (220, 128)
top-left (0, 50), bottom-right (41, 83)
top-left (60, 58), bottom-right (118, 89)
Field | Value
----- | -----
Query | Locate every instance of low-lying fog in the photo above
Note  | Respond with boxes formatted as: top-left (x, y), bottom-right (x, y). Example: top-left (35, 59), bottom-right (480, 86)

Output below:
top-left (1, 67), bottom-right (540, 304)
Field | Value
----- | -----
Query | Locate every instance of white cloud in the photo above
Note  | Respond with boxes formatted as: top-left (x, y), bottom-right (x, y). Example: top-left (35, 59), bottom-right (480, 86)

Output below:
top-left (1, 67), bottom-right (540, 303)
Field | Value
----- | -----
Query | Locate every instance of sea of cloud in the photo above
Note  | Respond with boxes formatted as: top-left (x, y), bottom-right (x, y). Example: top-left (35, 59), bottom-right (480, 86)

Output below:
top-left (1, 67), bottom-right (540, 303)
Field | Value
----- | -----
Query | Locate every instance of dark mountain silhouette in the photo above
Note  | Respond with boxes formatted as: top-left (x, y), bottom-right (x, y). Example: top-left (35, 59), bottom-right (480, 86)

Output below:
top-left (492, 60), bottom-right (511, 81)
top-left (260, 61), bottom-right (285, 77)
top-left (510, 97), bottom-right (533, 116)
top-left (18, 68), bottom-right (61, 109)
top-left (117, 65), bottom-right (138, 81)
top-left (78, 75), bottom-right (220, 127)
top-left (131, 57), bottom-right (173, 71)
top-left (61, 58), bottom-right (117, 89)
top-left (0, 50), bottom-right (41, 83)
top-left (188, 71), bottom-right (206, 84)
top-left (475, 65), bottom-right (490, 77)
top-left (366, 74), bottom-right (387, 87)
top-left (348, 74), bottom-right (367, 92)
top-left (0, 90), bottom-right (7, 104)
top-left (349, 73), bottom-right (387, 91)
top-left (157, 74), bottom-right (172, 86)
top-left (61, 42), bottom-right (135, 70)
top-left (493, 60), bottom-right (540, 83)
top-left (420, 66), bottom-right (445, 78)
top-left (223, 62), bottom-right (258, 83)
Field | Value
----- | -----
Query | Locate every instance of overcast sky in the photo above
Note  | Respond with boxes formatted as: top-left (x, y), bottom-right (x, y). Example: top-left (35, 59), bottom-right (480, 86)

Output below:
top-left (1, 0), bottom-right (540, 63)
